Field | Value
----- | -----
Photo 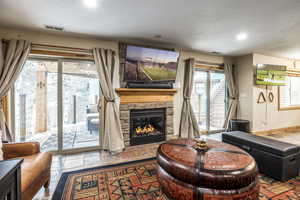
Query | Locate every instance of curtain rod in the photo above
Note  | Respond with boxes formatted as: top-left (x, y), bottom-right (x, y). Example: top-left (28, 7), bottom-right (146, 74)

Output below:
top-left (31, 43), bottom-right (92, 54)
top-left (30, 43), bottom-right (94, 59)
top-left (2, 39), bottom-right (93, 53)
top-left (31, 43), bottom-right (91, 51)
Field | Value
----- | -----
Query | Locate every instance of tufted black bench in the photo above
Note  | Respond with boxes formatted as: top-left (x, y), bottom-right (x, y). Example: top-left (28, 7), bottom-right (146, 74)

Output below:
top-left (222, 131), bottom-right (300, 181)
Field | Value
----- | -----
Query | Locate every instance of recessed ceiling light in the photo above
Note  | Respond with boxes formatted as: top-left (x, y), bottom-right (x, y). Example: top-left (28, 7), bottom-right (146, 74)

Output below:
top-left (236, 32), bottom-right (248, 41)
top-left (83, 0), bottom-right (97, 8)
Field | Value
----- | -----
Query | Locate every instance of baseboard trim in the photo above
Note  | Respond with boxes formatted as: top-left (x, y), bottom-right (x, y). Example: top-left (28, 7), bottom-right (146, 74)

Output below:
top-left (252, 126), bottom-right (300, 136)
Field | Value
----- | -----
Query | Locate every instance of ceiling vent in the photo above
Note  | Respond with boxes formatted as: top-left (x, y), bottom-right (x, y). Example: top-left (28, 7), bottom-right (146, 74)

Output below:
top-left (45, 25), bottom-right (64, 31)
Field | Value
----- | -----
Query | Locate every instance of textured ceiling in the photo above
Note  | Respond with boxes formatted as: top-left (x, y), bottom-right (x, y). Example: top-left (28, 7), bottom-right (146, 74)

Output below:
top-left (1, 0), bottom-right (300, 58)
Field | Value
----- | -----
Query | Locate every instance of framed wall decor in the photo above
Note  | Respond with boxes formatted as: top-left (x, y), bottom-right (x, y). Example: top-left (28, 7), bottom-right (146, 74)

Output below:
top-left (268, 92), bottom-right (274, 103)
top-left (257, 92), bottom-right (266, 104)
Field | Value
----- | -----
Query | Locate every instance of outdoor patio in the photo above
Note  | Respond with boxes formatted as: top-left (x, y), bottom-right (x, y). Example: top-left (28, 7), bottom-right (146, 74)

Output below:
top-left (27, 122), bottom-right (99, 152)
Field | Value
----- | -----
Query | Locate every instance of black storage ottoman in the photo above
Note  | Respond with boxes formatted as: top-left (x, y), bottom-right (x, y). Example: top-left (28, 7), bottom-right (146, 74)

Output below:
top-left (222, 131), bottom-right (300, 181)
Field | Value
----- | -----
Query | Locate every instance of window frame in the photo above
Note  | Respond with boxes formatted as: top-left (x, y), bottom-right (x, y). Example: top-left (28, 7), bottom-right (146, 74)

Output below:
top-left (193, 65), bottom-right (227, 134)
top-left (10, 56), bottom-right (104, 154)
top-left (278, 73), bottom-right (300, 111)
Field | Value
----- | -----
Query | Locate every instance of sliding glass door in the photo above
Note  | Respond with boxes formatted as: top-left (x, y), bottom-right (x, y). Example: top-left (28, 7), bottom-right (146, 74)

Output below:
top-left (191, 69), bottom-right (226, 133)
top-left (209, 72), bottom-right (226, 131)
top-left (191, 71), bottom-right (208, 131)
top-left (14, 59), bottom-right (59, 151)
top-left (62, 61), bottom-right (100, 150)
top-left (13, 58), bottom-right (101, 153)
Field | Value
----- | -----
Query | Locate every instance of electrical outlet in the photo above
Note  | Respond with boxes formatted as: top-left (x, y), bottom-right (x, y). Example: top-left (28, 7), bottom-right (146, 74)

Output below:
top-left (261, 121), bottom-right (267, 127)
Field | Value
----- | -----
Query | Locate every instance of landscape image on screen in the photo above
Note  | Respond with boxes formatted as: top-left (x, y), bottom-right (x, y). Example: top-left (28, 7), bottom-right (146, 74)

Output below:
top-left (125, 45), bottom-right (179, 82)
top-left (256, 64), bottom-right (287, 86)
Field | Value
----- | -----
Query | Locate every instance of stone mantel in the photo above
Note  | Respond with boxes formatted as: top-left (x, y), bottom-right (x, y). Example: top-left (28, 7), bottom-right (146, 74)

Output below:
top-left (115, 88), bottom-right (177, 104)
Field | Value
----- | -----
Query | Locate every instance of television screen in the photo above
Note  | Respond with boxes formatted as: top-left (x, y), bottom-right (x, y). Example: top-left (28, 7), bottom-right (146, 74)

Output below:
top-left (124, 45), bottom-right (179, 82)
top-left (256, 64), bottom-right (287, 86)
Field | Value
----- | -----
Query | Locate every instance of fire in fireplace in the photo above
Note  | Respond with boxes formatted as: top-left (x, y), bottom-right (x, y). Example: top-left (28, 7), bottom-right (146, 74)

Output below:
top-left (130, 108), bottom-right (166, 146)
top-left (135, 124), bottom-right (156, 135)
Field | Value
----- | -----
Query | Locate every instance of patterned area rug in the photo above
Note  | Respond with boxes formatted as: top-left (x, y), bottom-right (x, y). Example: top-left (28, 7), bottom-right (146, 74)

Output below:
top-left (52, 158), bottom-right (300, 200)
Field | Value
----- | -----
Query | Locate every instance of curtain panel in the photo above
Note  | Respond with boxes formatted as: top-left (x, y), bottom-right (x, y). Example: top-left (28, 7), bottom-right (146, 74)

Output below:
top-left (223, 63), bottom-right (238, 130)
top-left (93, 48), bottom-right (124, 153)
top-left (0, 39), bottom-right (31, 141)
top-left (179, 58), bottom-right (200, 138)
top-left (0, 39), bottom-right (31, 160)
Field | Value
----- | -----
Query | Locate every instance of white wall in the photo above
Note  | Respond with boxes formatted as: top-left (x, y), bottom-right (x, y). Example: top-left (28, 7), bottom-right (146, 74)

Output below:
top-left (0, 27), bottom-right (117, 49)
top-left (0, 27), bottom-right (228, 136)
top-left (252, 53), bottom-right (300, 132)
top-left (235, 53), bottom-right (300, 132)
top-left (235, 55), bottom-right (254, 129)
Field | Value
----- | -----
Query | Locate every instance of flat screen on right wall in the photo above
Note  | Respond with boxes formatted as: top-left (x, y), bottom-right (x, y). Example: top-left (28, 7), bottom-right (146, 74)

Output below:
top-left (256, 64), bottom-right (287, 86)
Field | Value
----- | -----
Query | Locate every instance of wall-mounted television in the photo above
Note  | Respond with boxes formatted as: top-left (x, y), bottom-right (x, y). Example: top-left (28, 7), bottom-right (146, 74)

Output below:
top-left (256, 64), bottom-right (287, 86)
top-left (124, 45), bottom-right (179, 83)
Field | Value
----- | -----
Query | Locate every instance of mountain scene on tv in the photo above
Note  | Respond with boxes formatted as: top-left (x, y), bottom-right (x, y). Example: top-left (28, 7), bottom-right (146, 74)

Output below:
top-left (125, 45), bottom-right (179, 82)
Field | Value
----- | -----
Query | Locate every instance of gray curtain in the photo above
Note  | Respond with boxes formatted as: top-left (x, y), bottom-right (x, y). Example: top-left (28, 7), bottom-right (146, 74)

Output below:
top-left (93, 48), bottom-right (125, 153)
top-left (223, 63), bottom-right (238, 130)
top-left (179, 58), bottom-right (200, 138)
top-left (0, 39), bottom-right (31, 142)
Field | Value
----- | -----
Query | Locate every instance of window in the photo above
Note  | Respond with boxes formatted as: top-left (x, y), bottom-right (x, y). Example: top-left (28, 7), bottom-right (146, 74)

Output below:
top-left (279, 75), bottom-right (300, 110)
top-left (13, 58), bottom-right (102, 152)
top-left (191, 67), bottom-right (226, 133)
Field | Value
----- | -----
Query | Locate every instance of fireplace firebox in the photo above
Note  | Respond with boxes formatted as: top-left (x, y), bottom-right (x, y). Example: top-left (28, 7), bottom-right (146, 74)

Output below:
top-left (130, 108), bottom-right (166, 146)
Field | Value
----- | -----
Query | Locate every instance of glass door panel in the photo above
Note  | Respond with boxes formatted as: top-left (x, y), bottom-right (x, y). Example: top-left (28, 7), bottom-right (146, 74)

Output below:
top-left (209, 72), bottom-right (226, 131)
top-left (62, 61), bottom-right (100, 150)
top-left (14, 60), bottom-right (58, 151)
top-left (191, 71), bottom-right (208, 131)
top-left (192, 69), bottom-right (226, 133)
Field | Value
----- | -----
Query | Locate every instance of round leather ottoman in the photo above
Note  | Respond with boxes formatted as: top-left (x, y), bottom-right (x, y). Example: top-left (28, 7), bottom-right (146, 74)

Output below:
top-left (157, 138), bottom-right (259, 200)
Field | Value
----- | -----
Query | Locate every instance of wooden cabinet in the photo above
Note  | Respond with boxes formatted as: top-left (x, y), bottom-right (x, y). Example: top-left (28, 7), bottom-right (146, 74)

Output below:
top-left (0, 159), bottom-right (23, 200)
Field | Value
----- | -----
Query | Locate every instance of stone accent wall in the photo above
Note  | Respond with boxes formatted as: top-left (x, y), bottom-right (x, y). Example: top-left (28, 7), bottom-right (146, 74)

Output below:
top-left (120, 101), bottom-right (174, 146)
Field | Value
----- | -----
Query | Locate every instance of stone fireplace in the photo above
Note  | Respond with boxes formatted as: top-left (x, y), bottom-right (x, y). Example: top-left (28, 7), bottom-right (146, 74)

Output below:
top-left (116, 88), bottom-right (177, 146)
